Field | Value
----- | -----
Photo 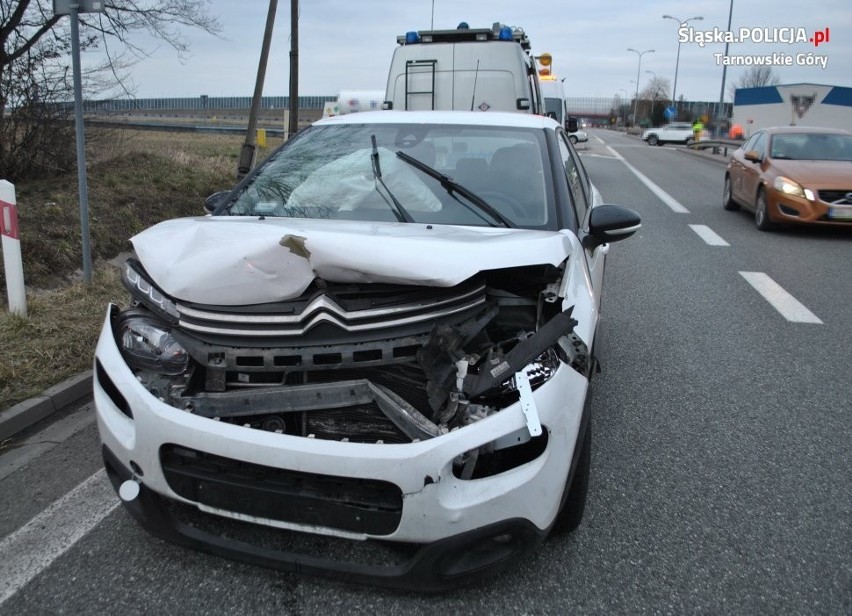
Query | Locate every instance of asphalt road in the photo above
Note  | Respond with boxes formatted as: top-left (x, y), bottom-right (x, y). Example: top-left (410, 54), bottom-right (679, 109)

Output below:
top-left (1, 130), bottom-right (849, 615)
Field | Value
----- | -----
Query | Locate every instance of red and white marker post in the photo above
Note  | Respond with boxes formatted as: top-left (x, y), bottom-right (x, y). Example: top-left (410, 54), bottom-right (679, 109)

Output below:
top-left (1, 180), bottom-right (27, 317)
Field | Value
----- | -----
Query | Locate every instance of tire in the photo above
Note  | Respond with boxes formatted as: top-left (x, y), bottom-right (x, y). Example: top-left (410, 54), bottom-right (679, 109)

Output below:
top-left (647, 134), bottom-right (658, 146)
top-left (568, 134), bottom-right (578, 145)
top-left (685, 137), bottom-right (695, 147)
top-left (552, 418), bottom-right (591, 534)
top-left (723, 175), bottom-right (740, 211)
top-left (754, 188), bottom-right (776, 231)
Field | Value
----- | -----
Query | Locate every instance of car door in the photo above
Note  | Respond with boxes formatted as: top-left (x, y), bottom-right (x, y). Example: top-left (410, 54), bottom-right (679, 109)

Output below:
top-left (730, 133), bottom-right (759, 203)
top-left (556, 130), bottom-right (606, 305)
top-left (740, 131), bottom-right (767, 207)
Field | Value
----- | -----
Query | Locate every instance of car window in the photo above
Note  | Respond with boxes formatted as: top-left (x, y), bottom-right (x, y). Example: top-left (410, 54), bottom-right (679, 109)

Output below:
top-left (752, 133), bottom-right (767, 157)
top-left (557, 133), bottom-right (589, 226)
top-left (742, 134), bottom-right (759, 151)
top-left (771, 132), bottom-right (852, 161)
top-left (225, 123), bottom-right (556, 229)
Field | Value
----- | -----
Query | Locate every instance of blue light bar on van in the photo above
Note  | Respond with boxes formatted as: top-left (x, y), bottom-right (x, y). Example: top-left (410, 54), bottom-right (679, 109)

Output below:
top-left (405, 31), bottom-right (420, 44)
top-left (498, 26), bottom-right (513, 40)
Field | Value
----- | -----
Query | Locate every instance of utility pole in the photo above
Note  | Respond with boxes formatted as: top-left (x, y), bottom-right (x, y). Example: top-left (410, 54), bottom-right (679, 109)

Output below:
top-left (717, 0), bottom-right (735, 137)
top-left (53, 0), bottom-right (105, 283)
top-left (287, 0), bottom-right (299, 139)
top-left (237, 0), bottom-right (278, 180)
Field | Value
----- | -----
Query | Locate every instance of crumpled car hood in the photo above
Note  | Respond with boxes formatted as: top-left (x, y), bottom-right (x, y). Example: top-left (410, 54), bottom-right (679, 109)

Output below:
top-left (130, 217), bottom-right (574, 305)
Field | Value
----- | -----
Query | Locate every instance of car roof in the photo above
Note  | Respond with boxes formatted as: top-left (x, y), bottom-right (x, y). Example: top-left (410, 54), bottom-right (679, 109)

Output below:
top-left (757, 126), bottom-right (851, 136)
top-left (314, 110), bottom-right (559, 130)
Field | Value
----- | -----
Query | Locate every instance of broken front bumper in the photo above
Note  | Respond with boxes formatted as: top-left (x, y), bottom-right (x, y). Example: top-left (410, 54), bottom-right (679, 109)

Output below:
top-left (94, 308), bottom-right (588, 589)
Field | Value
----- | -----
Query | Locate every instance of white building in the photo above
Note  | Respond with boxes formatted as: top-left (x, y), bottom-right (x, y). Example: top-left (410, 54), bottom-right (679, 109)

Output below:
top-left (732, 83), bottom-right (852, 137)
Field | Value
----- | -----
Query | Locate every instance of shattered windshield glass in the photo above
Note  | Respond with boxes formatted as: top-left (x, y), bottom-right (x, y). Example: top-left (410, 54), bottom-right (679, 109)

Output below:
top-left (224, 123), bottom-right (554, 229)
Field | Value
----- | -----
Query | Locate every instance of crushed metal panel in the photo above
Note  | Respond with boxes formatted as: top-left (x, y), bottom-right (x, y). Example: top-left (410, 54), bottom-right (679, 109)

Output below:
top-left (131, 217), bottom-right (573, 305)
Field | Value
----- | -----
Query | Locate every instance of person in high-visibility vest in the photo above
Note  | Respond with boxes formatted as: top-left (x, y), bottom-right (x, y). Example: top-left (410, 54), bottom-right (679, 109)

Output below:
top-left (692, 120), bottom-right (704, 143)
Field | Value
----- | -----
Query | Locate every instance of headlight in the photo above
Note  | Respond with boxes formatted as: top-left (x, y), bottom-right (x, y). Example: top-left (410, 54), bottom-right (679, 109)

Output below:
top-left (122, 259), bottom-right (180, 321)
top-left (117, 312), bottom-right (188, 375)
top-left (773, 176), bottom-right (814, 200)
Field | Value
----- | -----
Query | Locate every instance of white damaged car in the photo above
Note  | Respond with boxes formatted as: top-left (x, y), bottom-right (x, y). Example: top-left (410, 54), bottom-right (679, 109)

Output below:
top-left (94, 111), bottom-right (640, 590)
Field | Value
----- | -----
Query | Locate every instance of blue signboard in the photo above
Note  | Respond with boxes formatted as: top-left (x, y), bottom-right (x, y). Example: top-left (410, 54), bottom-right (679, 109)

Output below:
top-left (664, 106), bottom-right (676, 120)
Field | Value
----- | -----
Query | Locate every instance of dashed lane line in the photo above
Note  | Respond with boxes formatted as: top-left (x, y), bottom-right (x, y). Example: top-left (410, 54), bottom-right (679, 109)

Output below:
top-left (0, 469), bottom-right (119, 607)
top-left (688, 224), bottom-right (730, 246)
top-left (605, 146), bottom-right (690, 213)
top-left (739, 272), bottom-right (823, 324)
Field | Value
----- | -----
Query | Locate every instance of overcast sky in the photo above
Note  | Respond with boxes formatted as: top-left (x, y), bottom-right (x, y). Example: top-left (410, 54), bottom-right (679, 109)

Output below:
top-left (99, 0), bottom-right (851, 102)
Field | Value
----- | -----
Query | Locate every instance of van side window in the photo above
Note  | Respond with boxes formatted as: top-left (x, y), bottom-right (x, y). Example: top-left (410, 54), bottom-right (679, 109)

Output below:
top-left (558, 133), bottom-right (589, 225)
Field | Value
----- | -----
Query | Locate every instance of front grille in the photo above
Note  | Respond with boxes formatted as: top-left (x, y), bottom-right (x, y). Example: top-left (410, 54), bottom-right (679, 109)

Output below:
top-left (176, 279), bottom-right (486, 339)
top-left (818, 189), bottom-right (852, 204)
top-left (160, 445), bottom-right (403, 535)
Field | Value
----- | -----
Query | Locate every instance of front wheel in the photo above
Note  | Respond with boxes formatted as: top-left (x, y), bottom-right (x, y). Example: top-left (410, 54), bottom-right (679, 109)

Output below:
top-left (647, 134), bottom-right (658, 146)
top-left (755, 188), bottom-right (776, 231)
top-left (568, 134), bottom-right (578, 145)
top-left (723, 175), bottom-right (740, 211)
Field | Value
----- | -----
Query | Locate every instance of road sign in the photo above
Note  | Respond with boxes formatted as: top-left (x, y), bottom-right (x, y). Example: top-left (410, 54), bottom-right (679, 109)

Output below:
top-left (53, 0), bottom-right (104, 14)
top-left (664, 106), bottom-right (676, 120)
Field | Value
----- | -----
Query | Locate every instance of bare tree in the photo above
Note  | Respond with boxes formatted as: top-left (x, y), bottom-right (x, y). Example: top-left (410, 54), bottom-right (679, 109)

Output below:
top-left (639, 76), bottom-right (670, 126)
top-left (728, 65), bottom-right (781, 99)
top-left (1, 0), bottom-right (220, 180)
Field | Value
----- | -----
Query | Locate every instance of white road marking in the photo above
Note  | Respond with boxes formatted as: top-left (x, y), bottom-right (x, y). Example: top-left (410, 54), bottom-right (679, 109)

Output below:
top-left (0, 469), bottom-right (119, 606)
top-left (605, 146), bottom-right (690, 213)
top-left (591, 133), bottom-right (606, 144)
top-left (739, 272), bottom-right (823, 324)
top-left (688, 224), bottom-right (730, 246)
top-left (0, 406), bottom-right (96, 482)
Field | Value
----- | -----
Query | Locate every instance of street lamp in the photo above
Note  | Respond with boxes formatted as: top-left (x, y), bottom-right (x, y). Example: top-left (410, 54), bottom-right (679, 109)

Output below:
top-left (663, 14), bottom-right (703, 119)
top-left (627, 48), bottom-right (654, 127)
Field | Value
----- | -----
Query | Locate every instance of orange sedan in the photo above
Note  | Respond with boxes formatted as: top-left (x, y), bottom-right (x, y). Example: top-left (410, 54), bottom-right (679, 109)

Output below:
top-left (723, 126), bottom-right (852, 230)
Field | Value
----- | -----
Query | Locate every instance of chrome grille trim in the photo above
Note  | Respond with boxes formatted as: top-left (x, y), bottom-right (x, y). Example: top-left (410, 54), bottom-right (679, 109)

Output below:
top-left (177, 284), bottom-right (487, 337)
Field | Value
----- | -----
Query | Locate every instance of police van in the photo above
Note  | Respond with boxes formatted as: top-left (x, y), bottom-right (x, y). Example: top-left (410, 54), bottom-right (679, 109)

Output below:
top-left (383, 22), bottom-right (544, 114)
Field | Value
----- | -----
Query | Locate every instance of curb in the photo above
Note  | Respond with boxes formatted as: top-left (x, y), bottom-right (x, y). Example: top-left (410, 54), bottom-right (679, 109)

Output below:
top-left (680, 146), bottom-right (732, 167)
top-left (0, 371), bottom-right (92, 441)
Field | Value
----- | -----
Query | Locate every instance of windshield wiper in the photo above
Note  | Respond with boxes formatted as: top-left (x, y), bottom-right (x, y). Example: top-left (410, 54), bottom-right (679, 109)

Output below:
top-left (395, 150), bottom-right (513, 228)
top-left (371, 135), bottom-right (415, 223)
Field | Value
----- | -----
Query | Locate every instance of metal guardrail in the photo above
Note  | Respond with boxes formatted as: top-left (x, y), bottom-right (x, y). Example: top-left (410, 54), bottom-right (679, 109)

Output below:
top-left (86, 119), bottom-right (288, 136)
top-left (688, 139), bottom-right (743, 157)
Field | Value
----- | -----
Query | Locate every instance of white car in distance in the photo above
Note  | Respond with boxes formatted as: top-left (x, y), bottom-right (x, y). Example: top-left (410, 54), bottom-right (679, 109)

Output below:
top-left (641, 122), bottom-right (695, 146)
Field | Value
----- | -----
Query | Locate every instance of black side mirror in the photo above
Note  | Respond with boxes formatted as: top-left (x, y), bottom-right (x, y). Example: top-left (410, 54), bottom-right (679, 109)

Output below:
top-left (582, 204), bottom-right (641, 250)
top-left (567, 117), bottom-right (579, 133)
top-left (204, 191), bottom-right (231, 214)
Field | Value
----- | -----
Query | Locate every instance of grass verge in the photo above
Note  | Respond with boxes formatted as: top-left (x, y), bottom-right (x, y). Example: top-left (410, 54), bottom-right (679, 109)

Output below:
top-left (0, 128), bottom-right (281, 411)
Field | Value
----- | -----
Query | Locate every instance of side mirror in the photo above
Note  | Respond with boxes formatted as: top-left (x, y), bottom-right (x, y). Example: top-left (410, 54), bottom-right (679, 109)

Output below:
top-left (567, 117), bottom-right (579, 133)
top-left (582, 204), bottom-right (641, 250)
top-left (204, 191), bottom-right (231, 214)
top-left (744, 150), bottom-right (762, 163)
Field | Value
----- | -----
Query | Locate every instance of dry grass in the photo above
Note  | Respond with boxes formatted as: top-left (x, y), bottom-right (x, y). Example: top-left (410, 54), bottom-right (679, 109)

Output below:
top-left (0, 266), bottom-right (125, 410)
top-left (0, 127), bottom-right (281, 411)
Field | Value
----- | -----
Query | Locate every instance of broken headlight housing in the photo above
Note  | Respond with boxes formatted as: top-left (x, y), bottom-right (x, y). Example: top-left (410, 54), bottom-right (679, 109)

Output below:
top-left (117, 311), bottom-right (188, 375)
top-left (122, 259), bottom-right (180, 322)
